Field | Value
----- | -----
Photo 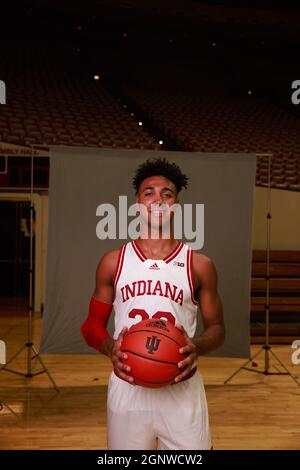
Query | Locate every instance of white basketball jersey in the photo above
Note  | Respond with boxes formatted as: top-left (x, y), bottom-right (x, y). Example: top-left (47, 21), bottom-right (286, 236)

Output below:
top-left (113, 241), bottom-right (198, 339)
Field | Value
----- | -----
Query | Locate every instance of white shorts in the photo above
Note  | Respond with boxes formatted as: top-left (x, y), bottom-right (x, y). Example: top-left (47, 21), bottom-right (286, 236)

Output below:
top-left (107, 369), bottom-right (211, 450)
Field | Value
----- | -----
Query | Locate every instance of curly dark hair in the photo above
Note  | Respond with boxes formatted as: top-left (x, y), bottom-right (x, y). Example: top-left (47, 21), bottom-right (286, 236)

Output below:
top-left (133, 158), bottom-right (188, 194)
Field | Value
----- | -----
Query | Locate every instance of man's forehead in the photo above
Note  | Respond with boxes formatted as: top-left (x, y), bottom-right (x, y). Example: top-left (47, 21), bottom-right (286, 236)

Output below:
top-left (140, 175), bottom-right (175, 190)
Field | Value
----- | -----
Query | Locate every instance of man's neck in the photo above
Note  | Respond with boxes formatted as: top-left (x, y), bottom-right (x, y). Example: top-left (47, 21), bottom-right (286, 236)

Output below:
top-left (136, 238), bottom-right (178, 259)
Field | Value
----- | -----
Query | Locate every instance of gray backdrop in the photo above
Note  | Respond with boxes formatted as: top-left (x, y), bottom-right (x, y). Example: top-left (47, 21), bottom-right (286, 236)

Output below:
top-left (40, 147), bottom-right (256, 357)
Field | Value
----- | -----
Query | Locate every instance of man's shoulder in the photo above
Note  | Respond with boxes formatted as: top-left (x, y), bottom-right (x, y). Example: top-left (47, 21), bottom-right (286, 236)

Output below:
top-left (192, 251), bottom-right (212, 266)
top-left (192, 251), bottom-right (216, 280)
top-left (100, 247), bottom-right (123, 266)
top-left (96, 246), bottom-right (126, 276)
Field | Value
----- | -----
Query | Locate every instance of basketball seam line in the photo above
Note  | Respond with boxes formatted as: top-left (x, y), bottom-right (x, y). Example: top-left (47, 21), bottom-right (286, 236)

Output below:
top-left (121, 349), bottom-right (179, 366)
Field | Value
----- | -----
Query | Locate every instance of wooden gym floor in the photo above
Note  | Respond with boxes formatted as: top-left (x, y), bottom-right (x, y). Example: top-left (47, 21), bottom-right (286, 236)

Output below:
top-left (0, 315), bottom-right (300, 450)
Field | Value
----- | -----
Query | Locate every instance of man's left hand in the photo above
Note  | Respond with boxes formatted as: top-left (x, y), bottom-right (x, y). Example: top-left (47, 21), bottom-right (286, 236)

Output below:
top-left (174, 325), bottom-right (197, 383)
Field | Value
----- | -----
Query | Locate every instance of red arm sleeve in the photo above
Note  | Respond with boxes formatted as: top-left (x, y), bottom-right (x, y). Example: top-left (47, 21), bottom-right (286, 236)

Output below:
top-left (81, 296), bottom-right (113, 352)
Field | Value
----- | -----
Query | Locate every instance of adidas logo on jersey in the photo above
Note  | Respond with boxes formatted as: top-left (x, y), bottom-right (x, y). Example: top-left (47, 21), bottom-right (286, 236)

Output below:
top-left (149, 262), bottom-right (160, 270)
top-left (173, 261), bottom-right (185, 267)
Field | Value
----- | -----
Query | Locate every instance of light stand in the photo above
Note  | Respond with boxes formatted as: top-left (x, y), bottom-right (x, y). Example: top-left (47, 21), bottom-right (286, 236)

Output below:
top-left (224, 153), bottom-right (300, 386)
top-left (0, 146), bottom-right (59, 391)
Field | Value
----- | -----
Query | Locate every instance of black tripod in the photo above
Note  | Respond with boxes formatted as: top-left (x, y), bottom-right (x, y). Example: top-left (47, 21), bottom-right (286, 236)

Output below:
top-left (224, 153), bottom-right (300, 387)
top-left (0, 147), bottom-right (59, 391)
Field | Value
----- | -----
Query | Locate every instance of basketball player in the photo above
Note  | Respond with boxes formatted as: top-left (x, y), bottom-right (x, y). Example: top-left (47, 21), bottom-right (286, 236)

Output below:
top-left (81, 158), bottom-right (225, 450)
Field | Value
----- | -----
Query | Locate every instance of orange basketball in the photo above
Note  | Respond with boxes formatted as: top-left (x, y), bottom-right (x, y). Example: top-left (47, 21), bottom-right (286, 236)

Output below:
top-left (119, 319), bottom-right (187, 388)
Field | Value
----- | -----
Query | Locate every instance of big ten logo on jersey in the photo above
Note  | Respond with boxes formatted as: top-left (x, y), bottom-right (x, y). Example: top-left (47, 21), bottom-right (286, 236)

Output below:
top-left (291, 340), bottom-right (300, 365)
top-left (173, 261), bottom-right (184, 267)
top-left (0, 340), bottom-right (6, 364)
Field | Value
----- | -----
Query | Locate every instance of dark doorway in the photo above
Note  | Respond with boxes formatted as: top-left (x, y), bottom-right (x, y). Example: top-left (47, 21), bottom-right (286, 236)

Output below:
top-left (0, 200), bottom-right (34, 315)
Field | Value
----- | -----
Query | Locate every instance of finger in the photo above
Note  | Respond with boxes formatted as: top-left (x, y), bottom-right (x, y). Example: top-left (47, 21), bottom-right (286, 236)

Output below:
top-left (116, 327), bottom-right (129, 355)
top-left (116, 336), bottom-right (123, 348)
top-left (178, 359), bottom-right (187, 369)
top-left (178, 356), bottom-right (192, 369)
top-left (117, 369), bottom-right (135, 384)
top-left (114, 350), bottom-right (128, 361)
top-left (120, 326), bottom-right (128, 337)
top-left (116, 360), bottom-right (131, 373)
top-left (174, 368), bottom-right (191, 383)
top-left (117, 327), bottom-right (128, 345)
top-left (179, 345), bottom-right (193, 355)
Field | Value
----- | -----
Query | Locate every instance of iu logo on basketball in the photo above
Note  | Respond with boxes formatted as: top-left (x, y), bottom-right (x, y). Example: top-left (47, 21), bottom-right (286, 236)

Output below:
top-left (146, 336), bottom-right (161, 354)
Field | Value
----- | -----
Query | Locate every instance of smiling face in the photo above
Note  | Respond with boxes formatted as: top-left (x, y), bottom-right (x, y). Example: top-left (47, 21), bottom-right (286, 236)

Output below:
top-left (136, 175), bottom-right (178, 236)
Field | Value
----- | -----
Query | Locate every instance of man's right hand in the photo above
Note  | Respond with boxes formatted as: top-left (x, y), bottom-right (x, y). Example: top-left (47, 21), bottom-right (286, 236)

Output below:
top-left (108, 327), bottom-right (135, 384)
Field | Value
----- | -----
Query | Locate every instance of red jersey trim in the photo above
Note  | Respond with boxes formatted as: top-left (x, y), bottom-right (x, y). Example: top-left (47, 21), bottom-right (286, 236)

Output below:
top-left (187, 248), bottom-right (198, 305)
top-left (164, 241), bottom-right (184, 264)
top-left (113, 244), bottom-right (126, 300)
top-left (132, 240), bottom-right (183, 263)
top-left (132, 240), bottom-right (146, 261)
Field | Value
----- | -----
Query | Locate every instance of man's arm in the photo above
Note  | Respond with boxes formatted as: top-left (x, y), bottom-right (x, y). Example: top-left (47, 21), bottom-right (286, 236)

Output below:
top-left (192, 254), bottom-right (225, 355)
top-left (175, 253), bottom-right (225, 382)
top-left (81, 249), bottom-right (134, 383)
top-left (90, 250), bottom-right (118, 357)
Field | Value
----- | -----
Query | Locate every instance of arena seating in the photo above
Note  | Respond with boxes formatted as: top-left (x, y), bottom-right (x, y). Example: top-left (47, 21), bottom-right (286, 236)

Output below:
top-left (0, 46), bottom-right (159, 150)
top-left (121, 81), bottom-right (300, 192)
top-left (251, 250), bottom-right (300, 343)
top-left (1, 46), bottom-right (300, 191)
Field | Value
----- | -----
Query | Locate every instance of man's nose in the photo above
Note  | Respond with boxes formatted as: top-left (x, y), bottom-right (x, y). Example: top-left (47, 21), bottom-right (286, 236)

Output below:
top-left (153, 194), bottom-right (163, 204)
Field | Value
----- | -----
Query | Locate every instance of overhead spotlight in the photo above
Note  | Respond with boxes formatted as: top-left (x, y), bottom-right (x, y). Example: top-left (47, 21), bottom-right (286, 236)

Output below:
top-left (77, 25), bottom-right (82, 30)
top-left (123, 32), bottom-right (128, 38)
top-left (123, 104), bottom-right (127, 109)
top-left (159, 140), bottom-right (163, 145)
top-left (130, 112), bottom-right (134, 116)
top-left (212, 42), bottom-right (217, 47)
top-left (93, 75), bottom-right (100, 80)
top-left (138, 121), bottom-right (143, 126)
top-left (247, 90), bottom-right (252, 95)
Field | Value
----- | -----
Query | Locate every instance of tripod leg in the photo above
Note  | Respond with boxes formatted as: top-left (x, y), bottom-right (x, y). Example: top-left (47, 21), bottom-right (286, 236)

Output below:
top-left (30, 344), bottom-right (59, 392)
top-left (264, 345), bottom-right (270, 374)
top-left (224, 348), bottom-right (264, 384)
top-left (0, 400), bottom-right (21, 420)
top-left (0, 344), bottom-right (26, 371)
top-left (269, 348), bottom-right (300, 386)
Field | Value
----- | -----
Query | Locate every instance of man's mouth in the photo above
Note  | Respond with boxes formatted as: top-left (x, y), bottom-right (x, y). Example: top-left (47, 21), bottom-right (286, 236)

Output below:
top-left (150, 210), bottom-right (164, 215)
top-left (149, 205), bottom-right (169, 215)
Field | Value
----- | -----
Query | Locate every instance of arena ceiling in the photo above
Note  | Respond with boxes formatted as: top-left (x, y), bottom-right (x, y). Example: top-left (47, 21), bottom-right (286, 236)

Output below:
top-left (1, 0), bottom-right (300, 114)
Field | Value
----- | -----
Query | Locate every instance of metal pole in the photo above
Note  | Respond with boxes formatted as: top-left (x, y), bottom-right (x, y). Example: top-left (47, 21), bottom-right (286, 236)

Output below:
top-left (0, 144), bottom-right (59, 391)
top-left (224, 153), bottom-right (300, 386)
top-left (26, 148), bottom-right (34, 375)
